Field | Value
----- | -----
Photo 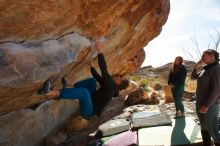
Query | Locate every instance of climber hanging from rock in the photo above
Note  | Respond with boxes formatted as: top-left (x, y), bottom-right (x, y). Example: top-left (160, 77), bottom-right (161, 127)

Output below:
top-left (37, 39), bottom-right (129, 119)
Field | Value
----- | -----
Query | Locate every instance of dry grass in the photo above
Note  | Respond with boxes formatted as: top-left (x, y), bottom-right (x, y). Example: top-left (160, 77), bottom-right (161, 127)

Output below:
top-left (185, 77), bottom-right (197, 92)
top-left (129, 73), bottom-right (197, 93)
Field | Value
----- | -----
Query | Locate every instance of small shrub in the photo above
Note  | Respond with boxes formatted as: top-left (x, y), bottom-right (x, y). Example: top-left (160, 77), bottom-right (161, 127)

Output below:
top-left (129, 75), bottom-right (141, 82)
top-left (139, 79), bottom-right (148, 88)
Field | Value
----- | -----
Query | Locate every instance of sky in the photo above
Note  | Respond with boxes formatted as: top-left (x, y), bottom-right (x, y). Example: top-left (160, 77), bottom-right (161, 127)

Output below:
top-left (142, 0), bottom-right (220, 67)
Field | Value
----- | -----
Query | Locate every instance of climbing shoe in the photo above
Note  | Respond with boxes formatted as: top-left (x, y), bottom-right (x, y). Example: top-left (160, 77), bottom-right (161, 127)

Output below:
top-left (37, 79), bottom-right (51, 95)
top-left (61, 77), bottom-right (68, 88)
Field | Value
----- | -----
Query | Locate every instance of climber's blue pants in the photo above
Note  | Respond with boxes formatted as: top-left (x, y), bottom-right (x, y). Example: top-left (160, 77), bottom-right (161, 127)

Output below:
top-left (59, 78), bottom-right (96, 118)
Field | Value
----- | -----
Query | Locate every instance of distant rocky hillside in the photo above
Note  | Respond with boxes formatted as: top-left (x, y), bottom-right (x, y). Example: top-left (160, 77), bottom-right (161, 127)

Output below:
top-left (130, 60), bottom-right (197, 93)
top-left (136, 60), bottom-right (196, 78)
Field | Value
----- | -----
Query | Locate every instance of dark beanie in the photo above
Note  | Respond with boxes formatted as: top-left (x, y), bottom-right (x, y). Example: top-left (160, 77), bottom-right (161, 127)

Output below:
top-left (203, 49), bottom-right (219, 62)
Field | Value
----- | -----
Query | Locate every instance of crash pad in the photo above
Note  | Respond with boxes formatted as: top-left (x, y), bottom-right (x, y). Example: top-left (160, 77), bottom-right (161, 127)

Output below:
top-left (105, 130), bottom-right (137, 146)
top-left (138, 117), bottom-right (202, 146)
top-left (88, 130), bottom-right (137, 146)
top-left (98, 118), bottom-right (130, 136)
top-left (132, 113), bottom-right (172, 128)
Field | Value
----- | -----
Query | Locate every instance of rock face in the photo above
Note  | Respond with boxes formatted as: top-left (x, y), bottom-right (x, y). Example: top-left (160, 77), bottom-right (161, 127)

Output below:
top-left (0, 1), bottom-right (170, 145)
top-left (124, 87), bottom-right (148, 106)
top-left (0, 0), bottom-right (170, 115)
top-left (0, 0), bottom-right (169, 114)
top-left (0, 99), bottom-right (79, 146)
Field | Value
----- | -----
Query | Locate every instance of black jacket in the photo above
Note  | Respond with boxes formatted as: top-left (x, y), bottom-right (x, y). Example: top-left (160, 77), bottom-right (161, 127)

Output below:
top-left (90, 53), bottom-right (118, 117)
top-left (191, 62), bottom-right (220, 108)
top-left (168, 65), bottom-right (187, 86)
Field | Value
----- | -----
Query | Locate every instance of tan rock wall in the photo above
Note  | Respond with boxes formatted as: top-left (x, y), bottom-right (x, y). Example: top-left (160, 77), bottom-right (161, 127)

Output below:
top-left (0, 0), bottom-right (170, 115)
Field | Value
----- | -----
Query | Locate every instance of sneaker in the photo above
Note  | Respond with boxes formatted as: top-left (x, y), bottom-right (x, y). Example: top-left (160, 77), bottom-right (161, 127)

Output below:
top-left (61, 77), bottom-right (68, 88)
top-left (174, 112), bottom-right (185, 119)
top-left (181, 113), bottom-right (185, 117)
top-left (174, 111), bottom-right (181, 119)
top-left (37, 79), bottom-right (51, 95)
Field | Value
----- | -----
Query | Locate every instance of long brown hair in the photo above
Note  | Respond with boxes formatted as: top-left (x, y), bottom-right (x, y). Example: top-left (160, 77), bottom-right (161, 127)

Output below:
top-left (172, 56), bottom-right (183, 73)
top-left (112, 74), bottom-right (129, 90)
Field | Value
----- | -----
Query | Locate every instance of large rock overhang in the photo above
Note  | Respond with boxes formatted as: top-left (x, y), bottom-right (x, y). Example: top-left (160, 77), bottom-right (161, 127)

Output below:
top-left (0, 0), bottom-right (170, 115)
